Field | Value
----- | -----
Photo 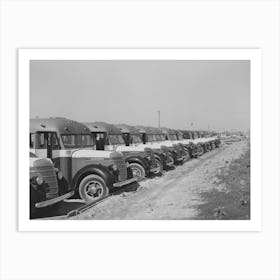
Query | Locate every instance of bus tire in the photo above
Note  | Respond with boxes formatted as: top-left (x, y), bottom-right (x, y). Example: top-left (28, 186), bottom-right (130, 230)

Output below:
top-left (153, 158), bottom-right (163, 176)
top-left (168, 152), bottom-right (175, 166)
top-left (78, 174), bottom-right (109, 203)
top-left (128, 162), bottom-right (146, 179)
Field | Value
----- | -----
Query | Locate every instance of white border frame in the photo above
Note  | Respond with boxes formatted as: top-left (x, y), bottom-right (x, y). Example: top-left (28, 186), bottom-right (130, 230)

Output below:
top-left (18, 48), bottom-right (262, 232)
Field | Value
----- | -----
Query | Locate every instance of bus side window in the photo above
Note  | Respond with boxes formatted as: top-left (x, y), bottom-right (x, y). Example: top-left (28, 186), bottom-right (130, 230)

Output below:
top-left (51, 133), bottom-right (60, 149)
top-left (104, 134), bottom-right (109, 146)
top-left (30, 133), bottom-right (35, 148)
top-left (37, 133), bottom-right (46, 148)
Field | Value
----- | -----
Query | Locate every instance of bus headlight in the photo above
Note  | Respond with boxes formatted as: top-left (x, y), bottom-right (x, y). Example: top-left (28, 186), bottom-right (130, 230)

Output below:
top-left (35, 175), bottom-right (43, 185)
top-left (57, 171), bottom-right (63, 180)
top-left (112, 164), bottom-right (118, 171)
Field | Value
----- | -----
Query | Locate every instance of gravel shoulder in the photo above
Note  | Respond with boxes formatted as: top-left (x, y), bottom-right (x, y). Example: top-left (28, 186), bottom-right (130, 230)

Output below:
top-left (71, 140), bottom-right (250, 220)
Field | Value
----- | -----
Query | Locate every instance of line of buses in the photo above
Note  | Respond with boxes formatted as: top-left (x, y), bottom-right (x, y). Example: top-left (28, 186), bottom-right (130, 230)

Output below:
top-left (29, 117), bottom-right (221, 218)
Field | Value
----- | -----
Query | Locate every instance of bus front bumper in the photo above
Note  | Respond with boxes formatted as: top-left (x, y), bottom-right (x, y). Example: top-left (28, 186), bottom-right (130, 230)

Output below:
top-left (150, 166), bottom-right (160, 173)
top-left (113, 177), bottom-right (137, 187)
top-left (35, 191), bottom-right (74, 208)
top-left (176, 157), bottom-right (184, 162)
top-left (166, 160), bottom-right (174, 167)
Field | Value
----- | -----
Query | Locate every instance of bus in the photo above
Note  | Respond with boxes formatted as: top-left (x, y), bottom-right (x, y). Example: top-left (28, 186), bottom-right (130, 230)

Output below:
top-left (30, 118), bottom-right (136, 203)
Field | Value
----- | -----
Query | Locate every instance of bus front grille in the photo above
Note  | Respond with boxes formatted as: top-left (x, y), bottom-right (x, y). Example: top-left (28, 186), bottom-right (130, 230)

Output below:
top-left (112, 157), bottom-right (127, 181)
top-left (30, 165), bottom-right (59, 199)
top-left (144, 148), bottom-right (156, 164)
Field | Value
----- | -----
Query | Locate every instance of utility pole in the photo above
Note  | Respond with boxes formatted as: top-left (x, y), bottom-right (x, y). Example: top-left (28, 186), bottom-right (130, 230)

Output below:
top-left (157, 110), bottom-right (161, 128)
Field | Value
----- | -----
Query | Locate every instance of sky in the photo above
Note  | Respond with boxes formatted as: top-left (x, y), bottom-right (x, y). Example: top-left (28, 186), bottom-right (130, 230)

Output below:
top-left (30, 60), bottom-right (250, 132)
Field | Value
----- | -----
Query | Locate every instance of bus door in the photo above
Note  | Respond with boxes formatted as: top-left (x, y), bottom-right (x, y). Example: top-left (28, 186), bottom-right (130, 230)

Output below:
top-left (122, 133), bottom-right (130, 146)
top-left (94, 133), bottom-right (106, 150)
top-left (141, 133), bottom-right (146, 144)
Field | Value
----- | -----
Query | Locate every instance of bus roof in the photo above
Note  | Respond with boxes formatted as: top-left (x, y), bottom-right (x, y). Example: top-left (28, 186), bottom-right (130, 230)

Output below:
top-left (115, 124), bottom-right (140, 135)
top-left (84, 122), bottom-right (122, 134)
top-left (134, 125), bottom-right (164, 135)
top-left (160, 127), bottom-right (177, 135)
top-left (175, 130), bottom-right (184, 136)
top-left (30, 118), bottom-right (91, 134)
top-left (180, 130), bottom-right (194, 133)
top-left (179, 130), bottom-right (194, 136)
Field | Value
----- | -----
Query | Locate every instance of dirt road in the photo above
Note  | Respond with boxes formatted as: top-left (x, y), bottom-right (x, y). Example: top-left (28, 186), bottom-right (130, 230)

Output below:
top-left (72, 140), bottom-right (250, 220)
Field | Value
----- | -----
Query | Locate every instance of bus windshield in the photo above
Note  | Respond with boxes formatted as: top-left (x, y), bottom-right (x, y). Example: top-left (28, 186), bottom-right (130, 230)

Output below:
top-left (156, 134), bottom-right (165, 141)
top-left (131, 134), bottom-right (142, 144)
top-left (61, 134), bottom-right (94, 148)
top-left (193, 133), bottom-right (198, 139)
top-left (61, 134), bottom-right (76, 148)
top-left (147, 135), bottom-right (157, 142)
top-left (109, 134), bottom-right (125, 145)
top-left (185, 133), bottom-right (192, 139)
top-left (80, 134), bottom-right (95, 147)
top-left (169, 134), bottom-right (177, 140)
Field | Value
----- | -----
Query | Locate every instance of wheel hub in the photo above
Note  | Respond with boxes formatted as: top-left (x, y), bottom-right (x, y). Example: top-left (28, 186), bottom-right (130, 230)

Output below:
top-left (89, 186), bottom-right (98, 194)
top-left (132, 168), bottom-right (141, 177)
top-left (86, 181), bottom-right (103, 198)
top-left (153, 162), bottom-right (160, 174)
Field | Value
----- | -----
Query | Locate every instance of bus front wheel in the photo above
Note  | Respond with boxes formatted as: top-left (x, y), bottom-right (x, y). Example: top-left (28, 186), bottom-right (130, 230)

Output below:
top-left (128, 163), bottom-right (146, 179)
top-left (152, 159), bottom-right (163, 176)
top-left (78, 174), bottom-right (109, 203)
